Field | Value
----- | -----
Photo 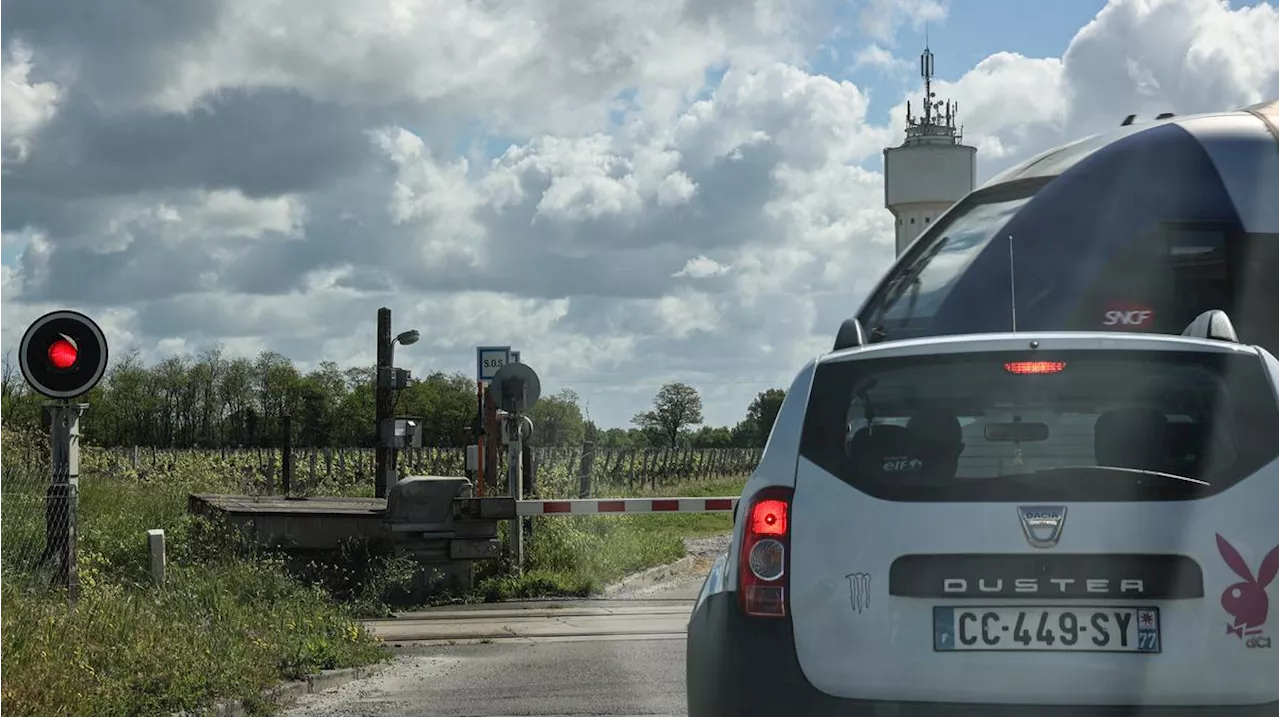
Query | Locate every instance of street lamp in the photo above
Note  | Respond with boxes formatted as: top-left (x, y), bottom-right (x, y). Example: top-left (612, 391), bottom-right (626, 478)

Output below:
top-left (391, 329), bottom-right (419, 364)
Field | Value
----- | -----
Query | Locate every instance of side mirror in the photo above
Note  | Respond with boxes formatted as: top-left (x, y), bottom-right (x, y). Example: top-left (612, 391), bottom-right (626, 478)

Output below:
top-left (834, 317), bottom-right (867, 351)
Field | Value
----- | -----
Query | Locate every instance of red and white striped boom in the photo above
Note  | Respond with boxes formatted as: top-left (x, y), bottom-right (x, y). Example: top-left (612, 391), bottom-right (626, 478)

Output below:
top-left (515, 497), bottom-right (739, 516)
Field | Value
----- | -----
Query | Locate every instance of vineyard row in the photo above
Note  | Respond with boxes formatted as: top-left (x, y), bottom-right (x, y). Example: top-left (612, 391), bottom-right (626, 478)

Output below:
top-left (5, 444), bottom-right (764, 499)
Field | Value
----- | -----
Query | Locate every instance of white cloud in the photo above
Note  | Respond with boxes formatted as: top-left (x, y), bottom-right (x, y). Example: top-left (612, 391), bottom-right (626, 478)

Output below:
top-left (1, 0), bottom-right (1275, 428)
top-left (2, 42), bottom-right (61, 164)
top-left (852, 43), bottom-right (912, 74)
top-left (857, 0), bottom-right (948, 45)
top-left (673, 256), bottom-right (729, 278)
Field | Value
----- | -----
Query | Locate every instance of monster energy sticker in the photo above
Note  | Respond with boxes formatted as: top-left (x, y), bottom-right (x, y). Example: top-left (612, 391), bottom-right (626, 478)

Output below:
top-left (847, 572), bottom-right (871, 614)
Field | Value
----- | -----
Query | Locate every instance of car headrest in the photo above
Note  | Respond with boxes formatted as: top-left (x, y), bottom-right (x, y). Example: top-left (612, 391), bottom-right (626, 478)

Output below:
top-left (848, 424), bottom-right (922, 477)
top-left (1094, 408), bottom-right (1171, 472)
top-left (907, 408), bottom-right (964, 453)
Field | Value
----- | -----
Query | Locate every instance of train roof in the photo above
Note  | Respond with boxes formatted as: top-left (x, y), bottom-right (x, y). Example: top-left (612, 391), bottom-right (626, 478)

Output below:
top-left (979, 100), bottom-right (1278, 235)
top-left (985, 101), bottom-right (1279, 187)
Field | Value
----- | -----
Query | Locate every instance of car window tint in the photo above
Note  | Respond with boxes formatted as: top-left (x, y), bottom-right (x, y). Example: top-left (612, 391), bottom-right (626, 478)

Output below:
top-left (801, 349), bottom-right (1278, 502)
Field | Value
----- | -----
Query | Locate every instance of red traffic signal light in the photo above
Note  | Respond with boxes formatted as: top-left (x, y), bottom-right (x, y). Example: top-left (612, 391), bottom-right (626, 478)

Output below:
top-left (48, 336), bottom-right (79, 370)
top-left (19, 310), bottom-right (109, 399)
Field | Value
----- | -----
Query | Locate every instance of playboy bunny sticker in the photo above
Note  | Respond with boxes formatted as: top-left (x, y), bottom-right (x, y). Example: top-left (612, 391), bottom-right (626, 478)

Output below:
top-left (1216, 534), bottom-right (1279, 648)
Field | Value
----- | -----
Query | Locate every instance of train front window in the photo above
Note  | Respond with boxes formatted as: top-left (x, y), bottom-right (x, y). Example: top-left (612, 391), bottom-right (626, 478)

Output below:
top-left (1166, 226), bottom-right (1230, 330)
top-left (867, 195), bottom-right (1032, 341)
top-left (1084, 224), bottom-right (1233, 334)
top-left (1230, 233), bottom-right (1278, 353)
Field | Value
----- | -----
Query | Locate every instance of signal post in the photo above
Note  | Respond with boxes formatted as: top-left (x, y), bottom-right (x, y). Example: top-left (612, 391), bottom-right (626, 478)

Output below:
top-left (475, 346), bottom-right (510, 495)
top-left (19, 310), bottom-right (110, 604)
top-left (490, 360), bottom-right (540, 574)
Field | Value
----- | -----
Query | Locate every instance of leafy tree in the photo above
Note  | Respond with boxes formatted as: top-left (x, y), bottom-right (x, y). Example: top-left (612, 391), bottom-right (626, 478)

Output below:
top-left (399, 371), bottom-right (475, 446)
top-left (743, 388), bottom-right (786, 447)
top-left (1, 347), bottom-right (773, 455)
top-left (692, 425), bottom-right (732, 448)
top-left (632, 382), bottom-right (704, 447)
top-left (527, 389), bottom-right (585, 446)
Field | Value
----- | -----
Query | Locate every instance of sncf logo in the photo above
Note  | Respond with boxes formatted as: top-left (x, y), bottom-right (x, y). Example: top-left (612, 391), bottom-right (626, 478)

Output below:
top-left (1216, 534), bottom-right (1279, 648)
top-left (1101, 301), bottom-right (1155, 329)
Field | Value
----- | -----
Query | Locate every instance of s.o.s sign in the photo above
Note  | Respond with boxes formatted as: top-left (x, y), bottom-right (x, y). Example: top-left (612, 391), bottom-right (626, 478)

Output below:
top-left (476, 346), bottom-right (512, 382)
top-left (1101, 301), bottom-right (1155, 331)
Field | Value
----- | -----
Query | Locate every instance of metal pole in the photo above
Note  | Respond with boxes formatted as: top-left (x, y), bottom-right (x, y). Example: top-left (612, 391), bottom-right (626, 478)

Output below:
top-left (281, 414), bottom-right (293, 495)
top-left (506, 413), bottom-right (524, 575)
top-left (44, 401), bottom-right (86, 604)
top-left (484, 389), bottom-right (499, 493)
top-left (475, 380), bottom-right (485, 498)
top-left (375, 308), bottom-right (393, 499)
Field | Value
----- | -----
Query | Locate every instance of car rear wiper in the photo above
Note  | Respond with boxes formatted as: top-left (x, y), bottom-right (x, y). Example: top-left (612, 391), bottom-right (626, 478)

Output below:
top-left (1020, 465), bottom-right (1210, 486)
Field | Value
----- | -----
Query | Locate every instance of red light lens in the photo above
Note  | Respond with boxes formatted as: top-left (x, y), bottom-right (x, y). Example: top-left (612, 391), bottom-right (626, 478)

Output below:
top-left (750, 499), bottom-right (788, 536)
top-left (48, 338), bottom-right (78, 370)
top-left (1004, 361), bottom-right (1066, 375)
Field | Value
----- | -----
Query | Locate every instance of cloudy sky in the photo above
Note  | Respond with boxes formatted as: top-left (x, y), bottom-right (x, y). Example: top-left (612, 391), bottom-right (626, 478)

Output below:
top-left (2, 0), bottom-right (1277, 429)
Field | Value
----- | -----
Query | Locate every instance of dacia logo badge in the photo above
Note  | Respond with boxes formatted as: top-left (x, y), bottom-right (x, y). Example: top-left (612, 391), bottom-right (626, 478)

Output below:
top-left (1017, 506), bottom-right (1067, 549)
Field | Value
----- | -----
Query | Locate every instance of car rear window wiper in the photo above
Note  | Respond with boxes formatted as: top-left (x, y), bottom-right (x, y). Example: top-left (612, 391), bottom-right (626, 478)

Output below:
top-left (1014, 465), bottom-right (1210, 486)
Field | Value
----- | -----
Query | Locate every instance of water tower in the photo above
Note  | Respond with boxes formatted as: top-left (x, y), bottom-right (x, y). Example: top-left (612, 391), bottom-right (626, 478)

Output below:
top-left (883, 44), bottom-right (977, 256)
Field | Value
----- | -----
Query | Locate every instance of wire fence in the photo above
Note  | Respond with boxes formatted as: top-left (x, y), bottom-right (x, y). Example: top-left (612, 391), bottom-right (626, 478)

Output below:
top-left (1, 435), bottom-right (762, 594)
top-left (87, 443), bottom-right (763, 498)
top-left (1, 435), bottom-right (68, 584)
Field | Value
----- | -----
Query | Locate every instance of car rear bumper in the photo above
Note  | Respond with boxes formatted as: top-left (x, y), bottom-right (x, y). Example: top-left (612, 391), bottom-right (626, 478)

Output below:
top-left (686, 591), bottom-right (1278, 717)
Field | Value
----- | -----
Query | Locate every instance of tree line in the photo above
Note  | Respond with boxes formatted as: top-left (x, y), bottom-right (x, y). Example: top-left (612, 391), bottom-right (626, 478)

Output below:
top-left (0, 347), bottom-right (786, 451)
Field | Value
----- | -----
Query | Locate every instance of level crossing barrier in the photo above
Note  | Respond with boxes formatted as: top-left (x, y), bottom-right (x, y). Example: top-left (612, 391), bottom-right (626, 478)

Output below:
top-left (513, 497), bottom-right (739, 516)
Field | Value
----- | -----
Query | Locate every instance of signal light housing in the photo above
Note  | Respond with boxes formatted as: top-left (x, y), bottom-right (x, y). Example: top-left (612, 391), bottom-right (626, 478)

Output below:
top-left (738, 486), bottom-right (793, 618)
top-left (19, 310), bottom-right (109, 399)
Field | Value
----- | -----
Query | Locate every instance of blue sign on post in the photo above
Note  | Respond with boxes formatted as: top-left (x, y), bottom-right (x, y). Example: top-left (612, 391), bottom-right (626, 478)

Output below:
top-left (476, 346), bottom-right (511, 384)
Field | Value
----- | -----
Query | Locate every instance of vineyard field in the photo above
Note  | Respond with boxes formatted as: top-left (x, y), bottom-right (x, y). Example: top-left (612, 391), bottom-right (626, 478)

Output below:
top-left (6, 442), bottom-right (763, 500)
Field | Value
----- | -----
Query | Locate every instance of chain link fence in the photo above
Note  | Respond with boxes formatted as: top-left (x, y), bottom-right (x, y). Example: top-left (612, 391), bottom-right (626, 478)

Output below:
top-left (81, 444), bottom-right (763, 498)
top-left (1, 432), bottom-right (69, 588)
top-left (1, 435), bottom-right (763, 592)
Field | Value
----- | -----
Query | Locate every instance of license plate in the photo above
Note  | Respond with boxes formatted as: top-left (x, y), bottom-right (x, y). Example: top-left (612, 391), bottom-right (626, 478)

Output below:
top-left (933, 606), bottom-right (1161, 653)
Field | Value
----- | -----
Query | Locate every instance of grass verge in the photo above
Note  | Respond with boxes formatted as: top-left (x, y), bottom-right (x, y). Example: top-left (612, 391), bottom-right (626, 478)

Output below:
top-left (2, 562), bottom-right (386, 717)
top-left (1, 432), bottom-right (390, 717)
top-left (2, 426), bottom-right (748, 713)
top-left (473, 476), bottom-right (748, 601)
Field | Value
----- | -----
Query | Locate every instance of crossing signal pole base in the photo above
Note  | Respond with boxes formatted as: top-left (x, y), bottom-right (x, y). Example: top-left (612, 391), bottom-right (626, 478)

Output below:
top-left (41, 401), bottom-right (87, 604)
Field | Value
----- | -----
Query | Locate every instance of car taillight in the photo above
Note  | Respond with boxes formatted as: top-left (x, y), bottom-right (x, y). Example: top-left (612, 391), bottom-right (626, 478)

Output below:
top-left (1005, 360), bottom-right (1066, 374)
top-left (738, 487), bottom-right (793, 618)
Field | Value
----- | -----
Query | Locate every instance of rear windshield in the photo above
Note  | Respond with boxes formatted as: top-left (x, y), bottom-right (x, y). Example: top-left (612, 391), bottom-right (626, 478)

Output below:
top-left (799, 349), bottom-right (1278, 502)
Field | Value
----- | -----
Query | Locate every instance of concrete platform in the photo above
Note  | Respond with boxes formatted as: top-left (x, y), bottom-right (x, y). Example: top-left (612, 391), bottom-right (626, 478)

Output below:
top-left (189, 494), bottom-right (386, 515)
top-left (188, 493), bottom-right (389, 550)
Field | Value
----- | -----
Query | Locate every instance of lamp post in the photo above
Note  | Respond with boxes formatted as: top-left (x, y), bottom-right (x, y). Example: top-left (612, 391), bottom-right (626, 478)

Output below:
top-left (391, 329), bottom-right (420, 364)
top-left (375, 311), bottom-right (419, 498)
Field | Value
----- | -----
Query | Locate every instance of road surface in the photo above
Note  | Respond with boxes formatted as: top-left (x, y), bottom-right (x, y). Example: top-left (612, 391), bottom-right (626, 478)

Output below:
top-left (281, 547), bottom-right (719, 717)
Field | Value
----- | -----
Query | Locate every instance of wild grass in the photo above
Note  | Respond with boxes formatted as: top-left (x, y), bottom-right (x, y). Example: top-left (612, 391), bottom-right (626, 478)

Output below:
top-left (1, 430), bottom-right (389, 717)
top-left (475, 476), bottom-right (748, 601)
top-left (1, 427), bottom-right (748, 715)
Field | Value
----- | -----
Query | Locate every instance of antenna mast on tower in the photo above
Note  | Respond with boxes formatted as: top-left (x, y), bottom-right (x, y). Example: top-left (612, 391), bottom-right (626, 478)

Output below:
top-left (905, 39), bottom-right (962, 145)
top-left (884, 36), bottom-right (977, 257)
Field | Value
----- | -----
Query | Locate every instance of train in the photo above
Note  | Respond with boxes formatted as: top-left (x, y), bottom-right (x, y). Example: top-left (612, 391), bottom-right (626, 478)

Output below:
top-left (849, 100), bottom-right (1278, 354)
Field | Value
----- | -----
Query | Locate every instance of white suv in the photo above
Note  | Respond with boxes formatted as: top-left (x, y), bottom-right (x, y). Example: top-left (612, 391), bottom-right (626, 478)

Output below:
top-left (687, 312), bottom-right (1279, 716)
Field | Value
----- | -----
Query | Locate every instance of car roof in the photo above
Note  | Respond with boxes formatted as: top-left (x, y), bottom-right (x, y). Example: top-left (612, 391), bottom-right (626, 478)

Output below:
top-left (819, 331), bottom-right (1261, 366)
